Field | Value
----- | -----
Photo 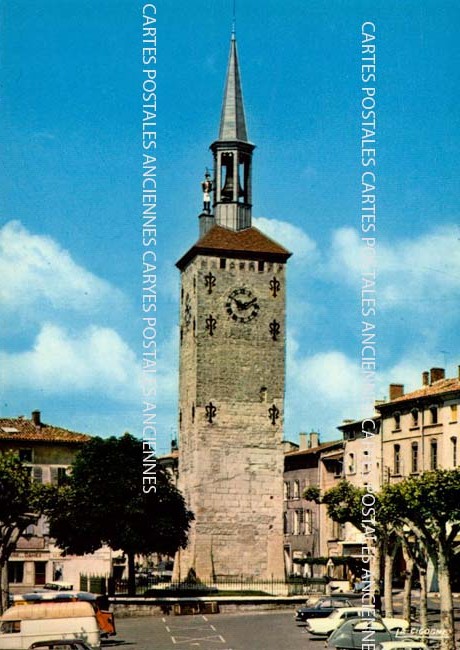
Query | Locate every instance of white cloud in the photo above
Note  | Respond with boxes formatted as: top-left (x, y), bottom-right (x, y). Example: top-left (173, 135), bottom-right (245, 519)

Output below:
top-left (1, 324), bottom-right (141, 400)
top-left (285, 338), bottom-right (366, 439)
top-left (376, 353), bottom-right (459, 403)
top-left (253, 216), bottom-right (317, 262)
top-left (0, 221), bottom-right (126, 317)
top-left (327, 224), bottom-right (460, 310)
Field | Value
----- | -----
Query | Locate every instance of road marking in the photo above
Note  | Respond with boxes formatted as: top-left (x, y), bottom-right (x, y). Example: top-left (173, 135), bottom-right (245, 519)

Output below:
top-left (171, 634), bottom-right (226, 644)
top-left (162, 612), bottom-right (226, 646)
top-left (167, 624), bottom-right (216, 632)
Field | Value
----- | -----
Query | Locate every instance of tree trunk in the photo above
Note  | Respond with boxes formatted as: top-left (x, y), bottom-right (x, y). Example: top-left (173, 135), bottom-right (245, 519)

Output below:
top-left (127, 552), bottom-right (136, 597)
top-left (372, 541), bottom-right (382, 585)
top-left (0, 561), bottom-right (8, 615)
top-left (383, 545), bottom-right (396, 617)
top-left (419, 567), bottom-right (428, 641)
top-left (437, 548), bottom-right (455, 650)
top-left (401, 541), bottom-right (414, 623)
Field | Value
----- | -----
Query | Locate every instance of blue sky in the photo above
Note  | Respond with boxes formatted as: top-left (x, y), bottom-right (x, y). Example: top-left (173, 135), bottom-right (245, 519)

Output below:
top-left (1, 0), bottom-right (459, 452)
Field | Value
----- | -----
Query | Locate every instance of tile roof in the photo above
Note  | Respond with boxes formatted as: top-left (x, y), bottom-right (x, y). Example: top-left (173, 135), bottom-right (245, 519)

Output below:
top-left (377, 377), bottom-right (460, 408)
top-left (176, 225), bottom-right (291, 269)
top-left (0, 417), bottom-right (91, 444)
top-left (337, 416), bottom-right (381, 430)
top-left (284, 439), bottom-right (343, 457)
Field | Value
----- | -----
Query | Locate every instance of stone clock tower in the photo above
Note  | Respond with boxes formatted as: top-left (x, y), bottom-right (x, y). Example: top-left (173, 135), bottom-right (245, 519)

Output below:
top-left (175, 33), bottom-right (291, 581)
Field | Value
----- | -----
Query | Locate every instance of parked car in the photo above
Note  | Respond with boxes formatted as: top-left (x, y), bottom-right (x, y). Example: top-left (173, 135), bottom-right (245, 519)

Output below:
top-left (305, 607), bottom-right (409, 637)
top-left (0, 601), bottom-right (100, 650)
top-left (327, 616), bottom-right (410, 649)
top-left (12, 591), bottom-right (115, 638)
top-left (295, 597), bottom-right (353, 623)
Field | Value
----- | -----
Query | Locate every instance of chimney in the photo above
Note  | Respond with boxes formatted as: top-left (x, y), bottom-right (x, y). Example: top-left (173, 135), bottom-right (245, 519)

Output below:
top-left (430, 367), bottom-right (445, 384)
top-left (422, 371), bottom-right (429, 386)
top-left (298, 432), bottom-right (308, 451)
top-left (308, 432), bottom-right (319, 448)
top-left (389, 384), bottom-right (404, 401)
top-left (31, 410), bottom-right (41, 427)
top-left (458, 365), bottom-right (460, 380)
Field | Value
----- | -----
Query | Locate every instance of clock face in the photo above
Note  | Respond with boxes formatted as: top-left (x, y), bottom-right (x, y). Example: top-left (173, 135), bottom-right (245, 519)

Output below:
top-left (226, 287), bottom-right (260, 323)
top-left (184, 294), bottom-right (192, 327)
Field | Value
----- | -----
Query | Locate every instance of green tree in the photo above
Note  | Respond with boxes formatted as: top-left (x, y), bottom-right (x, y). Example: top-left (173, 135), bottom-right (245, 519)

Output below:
top-left (46, 434), bottom-right (193, 595)
top-left (0, 452), bottom-right (51, 613)
top-left (305, 480), bottom-right (398, 615)
top-left (381, 469), bottom-right (460, 650)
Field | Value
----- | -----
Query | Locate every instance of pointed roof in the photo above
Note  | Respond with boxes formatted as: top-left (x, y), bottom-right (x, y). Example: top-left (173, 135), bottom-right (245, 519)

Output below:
top-left (176, 225), bottom-right (291, 269)
top-left (218, 34), bottom-right (249, 142)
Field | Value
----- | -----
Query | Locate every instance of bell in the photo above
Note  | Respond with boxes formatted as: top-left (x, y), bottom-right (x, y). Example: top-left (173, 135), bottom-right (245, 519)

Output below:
top-left (221, 166), bottom-right (234, 202)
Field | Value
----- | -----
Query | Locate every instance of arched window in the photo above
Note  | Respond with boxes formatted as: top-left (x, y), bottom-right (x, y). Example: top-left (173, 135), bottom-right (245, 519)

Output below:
top-left (293, 480), bottom-right (300, 499)
top-left (429, 405), bottom-right (438, 425)
top-left (348, 453), bottom-right (356, 474)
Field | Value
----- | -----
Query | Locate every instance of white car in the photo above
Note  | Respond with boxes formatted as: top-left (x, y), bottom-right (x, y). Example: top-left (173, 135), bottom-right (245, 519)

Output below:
top-left (305, 607), bottom-right (409, 637)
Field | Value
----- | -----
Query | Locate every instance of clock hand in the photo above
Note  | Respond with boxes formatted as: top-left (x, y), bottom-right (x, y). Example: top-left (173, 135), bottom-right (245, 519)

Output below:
top-left (231, 296), bottom-right (245, 310)
top-left (241, 297), bottom-right (257, 309)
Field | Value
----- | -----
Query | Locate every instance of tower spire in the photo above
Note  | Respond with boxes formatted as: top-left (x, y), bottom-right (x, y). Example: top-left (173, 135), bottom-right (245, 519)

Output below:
top-left (210, 33), bottom-right (255, 232)
top-left (218, 34), bottom-right (248, 142)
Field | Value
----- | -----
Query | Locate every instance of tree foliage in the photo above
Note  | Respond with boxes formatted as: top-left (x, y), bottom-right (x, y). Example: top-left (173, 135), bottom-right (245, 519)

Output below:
top-left (0, 452), bottom-right (53, 612)
top-left (46, 434), bottom-right (193, 593)
top-left (321, 480), bottom-right (368, 531)
top-left (380, 470), bottom-right (460, 560)
top-left (380, 469), bottom-right (460, 650)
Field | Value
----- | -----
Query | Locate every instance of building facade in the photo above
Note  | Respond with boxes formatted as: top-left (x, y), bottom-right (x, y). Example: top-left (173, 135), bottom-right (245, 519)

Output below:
top-left (1, 411), bottom-right (123, 593)
top-left (283, 433), bottom-right (343, 576)
top-left (377, 368), bottom-right (460, 482)
top-left (175, 34), bottom-right (290, 581)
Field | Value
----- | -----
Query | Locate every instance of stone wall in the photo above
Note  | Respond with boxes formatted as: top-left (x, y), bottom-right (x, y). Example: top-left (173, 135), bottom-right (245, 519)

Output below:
top-left (176, 253), bottom-right (287, 581)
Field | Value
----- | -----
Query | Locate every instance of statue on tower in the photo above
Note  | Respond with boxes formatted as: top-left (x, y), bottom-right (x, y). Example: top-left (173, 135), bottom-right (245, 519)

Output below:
top-left (201, 169), bottom-right (213, 212)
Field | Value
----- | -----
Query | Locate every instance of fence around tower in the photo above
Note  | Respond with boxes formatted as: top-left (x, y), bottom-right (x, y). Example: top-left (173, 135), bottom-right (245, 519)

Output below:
top-left (80, 574), bottom-right (328, 597)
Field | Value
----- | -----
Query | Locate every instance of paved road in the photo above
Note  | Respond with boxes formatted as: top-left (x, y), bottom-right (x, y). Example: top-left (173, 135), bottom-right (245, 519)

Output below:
top-left (108, 610), bottom-right (316, 650)
top-left (107, 595), bottom-right (460, 650)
